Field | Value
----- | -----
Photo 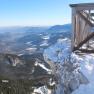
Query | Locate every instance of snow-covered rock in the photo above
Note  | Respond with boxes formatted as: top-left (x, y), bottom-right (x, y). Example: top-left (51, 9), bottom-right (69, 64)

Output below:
top-left (33, 86), bottom-right (52, 94)
top-left (44, 38), bottom-right (93, 94)
top-left (71, 54), bottom-right (94, 94)
top-left (44, 38), bottom-right (71, 63)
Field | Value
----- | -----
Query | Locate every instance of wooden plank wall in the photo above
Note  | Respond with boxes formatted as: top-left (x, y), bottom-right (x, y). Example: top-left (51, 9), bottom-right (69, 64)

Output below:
top-left (71, 7), bottom-right (94, 52)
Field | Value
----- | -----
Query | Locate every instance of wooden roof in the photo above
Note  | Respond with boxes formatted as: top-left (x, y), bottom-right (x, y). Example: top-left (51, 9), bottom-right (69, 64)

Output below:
top-left (70, 3), bottom-right (94, 10)
top-left (70, 3), bottom-right (94, 7)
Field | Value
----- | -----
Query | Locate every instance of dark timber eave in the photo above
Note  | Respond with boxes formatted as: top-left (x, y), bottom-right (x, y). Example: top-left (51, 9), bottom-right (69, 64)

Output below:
top-left (70, 3), bottom-right (94, 10)
top-left (70, 3), bottom-right (94, 7)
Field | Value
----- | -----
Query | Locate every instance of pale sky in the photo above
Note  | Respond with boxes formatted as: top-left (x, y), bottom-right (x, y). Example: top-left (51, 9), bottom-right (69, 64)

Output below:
top-left (0, 0), bottom-right (94, 27)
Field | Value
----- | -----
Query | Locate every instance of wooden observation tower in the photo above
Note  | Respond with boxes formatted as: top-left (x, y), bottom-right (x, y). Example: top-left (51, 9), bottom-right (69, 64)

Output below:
top-left (70, 3), bottom-right (94, 53)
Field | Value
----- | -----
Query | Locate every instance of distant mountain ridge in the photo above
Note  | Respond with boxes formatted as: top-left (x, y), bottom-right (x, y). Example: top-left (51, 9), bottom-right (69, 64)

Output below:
top-left (47, 24), bottom-right (72, 33)
top-left (0, 24), bottom-right (72, 54)
top-left (0, 24), bottom-right (71, 33)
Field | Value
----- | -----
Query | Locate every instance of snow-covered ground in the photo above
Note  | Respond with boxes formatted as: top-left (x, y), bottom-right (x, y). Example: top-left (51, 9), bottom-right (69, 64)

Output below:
top-left (44, 38), bottom-right (71, 63)
top-left (25, 47), bottom-right (37, 52)
top-left (40, 40), bottom-right (49, 47)
top-left (43, 38), bottom-right (94, 94)
top-left (42, 35), bottom-right (50, 40)
top-left (35, 60), bottom-right (52, 74)
top-left (72, 54), bottom-right (94, 94)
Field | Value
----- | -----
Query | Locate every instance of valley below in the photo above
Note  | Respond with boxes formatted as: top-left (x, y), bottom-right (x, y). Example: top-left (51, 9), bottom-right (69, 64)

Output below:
top-left (0, 25), bottom-right (94, 94)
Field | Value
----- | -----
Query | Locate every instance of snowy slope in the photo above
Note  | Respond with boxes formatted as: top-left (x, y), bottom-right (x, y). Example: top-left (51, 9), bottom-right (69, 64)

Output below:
top-left (43, 38), bottom-right (94, 94)
top-left (72, 54), bottom-right (94, 94)
top-left (44, 38), bottom-right (71, 63)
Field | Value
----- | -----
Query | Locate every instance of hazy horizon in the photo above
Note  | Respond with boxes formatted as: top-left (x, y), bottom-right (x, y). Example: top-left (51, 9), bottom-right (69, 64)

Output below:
top-left (0, 23), bottom-right (72, 28)
top-left (0, 0), bottom-right (94, 27)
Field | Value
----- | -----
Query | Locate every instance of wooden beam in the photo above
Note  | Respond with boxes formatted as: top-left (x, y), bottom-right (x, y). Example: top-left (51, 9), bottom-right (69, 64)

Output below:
top-left (78, 11), bottom-right (94, 27)
top-left (73, 32), bottom-right (94, 51)
top-left (78, 49), bottom-right (94, 53)
top-left (83, 11), bottom-right (94, 22)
